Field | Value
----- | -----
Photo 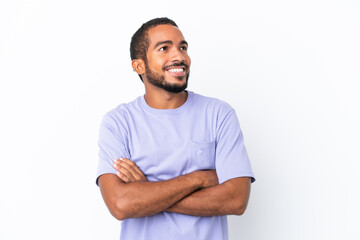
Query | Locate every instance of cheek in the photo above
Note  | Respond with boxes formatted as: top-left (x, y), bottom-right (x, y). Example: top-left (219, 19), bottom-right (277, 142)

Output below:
top-left (147, 53), bottom-right (162, 68)
top-left (186, 56), bottom-right (191, 67)
top-left (149, 57), bottom-right (166, 71)
top-left (147, 63), bottom-right (160, 73)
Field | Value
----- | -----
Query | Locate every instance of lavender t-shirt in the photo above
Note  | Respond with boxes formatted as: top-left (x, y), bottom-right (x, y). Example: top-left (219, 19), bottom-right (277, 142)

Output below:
top-left (96, 91), bottom-right (255, 240)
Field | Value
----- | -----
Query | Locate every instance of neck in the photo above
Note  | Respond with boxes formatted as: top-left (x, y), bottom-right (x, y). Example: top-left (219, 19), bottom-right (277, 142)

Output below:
top-left (144, 88), bottom-right (188, 109)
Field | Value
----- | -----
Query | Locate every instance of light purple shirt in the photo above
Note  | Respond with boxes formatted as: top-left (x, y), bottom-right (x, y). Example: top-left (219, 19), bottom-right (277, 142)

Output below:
top-left (97, 91), bottom-right (255, 240)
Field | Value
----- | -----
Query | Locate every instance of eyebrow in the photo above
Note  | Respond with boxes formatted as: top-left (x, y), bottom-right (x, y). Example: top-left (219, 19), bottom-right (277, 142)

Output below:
top-left (154, 40), bottom-right (188, 49)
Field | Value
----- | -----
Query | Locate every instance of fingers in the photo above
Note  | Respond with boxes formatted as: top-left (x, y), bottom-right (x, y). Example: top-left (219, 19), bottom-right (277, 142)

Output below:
top-left (120, 163), bottom-right (137, 181)
top-left (113, 158), bottom-right (148, 183)
top-left (116, 171), bottom-right (130, 183)
top-left (122, 159), bottom-right (148, 181)
top-left (113, 159), bottom-right (138, 181)
top-left (198, 170), bottom-right (219, 188)
top-left (121, 158), bottom-right (146, 179)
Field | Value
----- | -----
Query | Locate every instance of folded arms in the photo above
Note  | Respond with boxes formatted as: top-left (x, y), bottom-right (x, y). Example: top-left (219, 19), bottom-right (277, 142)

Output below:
top-left (98, 158), bottom-right (251, 220)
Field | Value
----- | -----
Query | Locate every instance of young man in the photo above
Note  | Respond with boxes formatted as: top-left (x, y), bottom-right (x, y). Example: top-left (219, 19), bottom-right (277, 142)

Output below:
top-left (96, 17), bottom-right (255, 240)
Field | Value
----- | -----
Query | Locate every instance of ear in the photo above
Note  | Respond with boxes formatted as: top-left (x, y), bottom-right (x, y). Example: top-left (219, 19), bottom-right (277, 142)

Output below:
top-left (131, 59), bottom-right (146, 75)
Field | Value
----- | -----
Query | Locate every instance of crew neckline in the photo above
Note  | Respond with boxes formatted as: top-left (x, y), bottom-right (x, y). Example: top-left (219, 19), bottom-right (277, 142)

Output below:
top-left (139, 91), bottom-right (194, 115)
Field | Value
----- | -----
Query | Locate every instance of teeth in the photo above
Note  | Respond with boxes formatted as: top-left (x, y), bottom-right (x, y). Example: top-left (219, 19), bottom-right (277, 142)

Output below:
top-left (168, 68), bottom-right (184, 72)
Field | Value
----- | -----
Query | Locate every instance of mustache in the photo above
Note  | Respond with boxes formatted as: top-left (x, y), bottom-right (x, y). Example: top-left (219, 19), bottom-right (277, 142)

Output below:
top-left (163, 61), bottom-right (189, 71)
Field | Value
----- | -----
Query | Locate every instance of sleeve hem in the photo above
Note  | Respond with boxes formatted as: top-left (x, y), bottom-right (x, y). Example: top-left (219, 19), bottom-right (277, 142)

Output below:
top-left (95, 171), bottom-right (117, 186)
top-left (219, 172), bottom-right (256, 184)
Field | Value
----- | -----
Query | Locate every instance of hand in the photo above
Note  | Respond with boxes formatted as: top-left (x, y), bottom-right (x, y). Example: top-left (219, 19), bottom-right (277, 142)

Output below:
top-left (198, 170), bottom-right (219, 188)
top-left (113, 158), bottom-right (148, 183)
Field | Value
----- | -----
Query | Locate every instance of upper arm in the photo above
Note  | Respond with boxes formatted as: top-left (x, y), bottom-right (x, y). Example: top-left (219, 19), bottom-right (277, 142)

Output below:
top-left (96, 112), bottom-right (130, 185)
top-left (215, 108), bottom-right (255, 184)
top-left (98, 173), bottom-right (126, 220)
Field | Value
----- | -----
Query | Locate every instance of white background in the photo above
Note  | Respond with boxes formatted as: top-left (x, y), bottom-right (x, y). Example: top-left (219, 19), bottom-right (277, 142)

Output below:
top-left (1, 0), bottom-right (359, 239)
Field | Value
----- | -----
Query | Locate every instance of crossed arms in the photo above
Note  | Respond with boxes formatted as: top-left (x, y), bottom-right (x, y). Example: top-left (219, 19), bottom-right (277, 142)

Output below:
top-left (98, 158), bottom-right (251, 221)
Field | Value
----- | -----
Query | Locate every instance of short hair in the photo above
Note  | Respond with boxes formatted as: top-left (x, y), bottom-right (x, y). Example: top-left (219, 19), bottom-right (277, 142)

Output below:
top-left (130, 17), bottom-right (178, 81)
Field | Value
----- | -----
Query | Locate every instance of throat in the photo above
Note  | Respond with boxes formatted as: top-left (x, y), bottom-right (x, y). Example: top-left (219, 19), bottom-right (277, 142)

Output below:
top-left (144, 91), bottom-right (188, 109)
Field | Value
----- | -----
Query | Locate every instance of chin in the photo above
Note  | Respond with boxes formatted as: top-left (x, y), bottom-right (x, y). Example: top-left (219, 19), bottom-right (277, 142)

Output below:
top-left (163, 82), bottom-right (187, 93)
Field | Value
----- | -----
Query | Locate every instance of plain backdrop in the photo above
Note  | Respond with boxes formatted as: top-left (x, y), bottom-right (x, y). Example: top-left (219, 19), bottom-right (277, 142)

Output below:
top-left (0, 0), bottom-right (359, 239)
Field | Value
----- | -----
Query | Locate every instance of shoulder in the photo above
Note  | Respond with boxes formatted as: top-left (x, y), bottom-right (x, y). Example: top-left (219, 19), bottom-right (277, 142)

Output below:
top-left (101, 96), bottom-right (142, 129)
top-left (190, 91), bottom-right (234, 116)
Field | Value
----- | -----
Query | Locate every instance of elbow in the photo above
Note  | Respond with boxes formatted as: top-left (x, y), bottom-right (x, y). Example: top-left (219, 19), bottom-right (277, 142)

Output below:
top-left (112, 210), bottom-right (126, 221)
top-left (98, 174), bottom-right (133, 221)
top-left (114, 214), bottom-right (127, 221)
top-left (235, 205), bottom-right (246, 216)
top-left (109, 199), bottom-right (130, 221)
top-left (233, 200), bottom-right (248, 216)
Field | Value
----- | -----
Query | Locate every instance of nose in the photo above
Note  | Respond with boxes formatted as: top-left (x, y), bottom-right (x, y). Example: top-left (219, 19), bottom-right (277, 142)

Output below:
top-left (170, 47), bottom-right (185, 62)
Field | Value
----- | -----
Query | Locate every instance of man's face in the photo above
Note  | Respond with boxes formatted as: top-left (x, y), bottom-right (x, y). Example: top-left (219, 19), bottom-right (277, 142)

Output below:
top-left (143, 25), bottom-right (191, 93)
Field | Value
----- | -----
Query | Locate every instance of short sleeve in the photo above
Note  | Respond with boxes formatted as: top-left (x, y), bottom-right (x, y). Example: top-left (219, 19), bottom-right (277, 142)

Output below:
top-left (215, 109), bottom-right (255, 184)
top-left (96, 113), bottom-right (130, 185)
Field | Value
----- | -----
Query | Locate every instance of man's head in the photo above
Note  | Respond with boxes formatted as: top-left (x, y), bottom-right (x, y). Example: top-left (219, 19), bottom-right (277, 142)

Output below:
top-left (130, 17), bottom-right (191, 93)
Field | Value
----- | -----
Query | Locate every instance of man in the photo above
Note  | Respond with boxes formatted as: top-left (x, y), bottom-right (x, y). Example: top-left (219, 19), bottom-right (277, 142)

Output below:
top-left (96, 17), bottom-right (255, 240)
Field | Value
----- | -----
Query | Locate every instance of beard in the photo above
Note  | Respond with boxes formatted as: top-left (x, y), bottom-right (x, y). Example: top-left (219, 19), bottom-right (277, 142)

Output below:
top-left (145, 63), bottom-right (190, 93)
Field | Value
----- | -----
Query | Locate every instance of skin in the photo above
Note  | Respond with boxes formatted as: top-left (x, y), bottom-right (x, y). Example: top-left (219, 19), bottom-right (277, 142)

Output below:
top-left (98, 24), bottom-right (251, 220)
top-left (113, 158), bottom-right (251, 216)
top-left (131, 24), bottom-right (191, 109)
top-left (99, 169), bottom-right (219, 220)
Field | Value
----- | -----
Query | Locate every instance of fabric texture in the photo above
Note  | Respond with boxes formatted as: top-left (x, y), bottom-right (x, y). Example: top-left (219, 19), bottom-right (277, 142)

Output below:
top-left (96, 91), bottom-right (255, 240)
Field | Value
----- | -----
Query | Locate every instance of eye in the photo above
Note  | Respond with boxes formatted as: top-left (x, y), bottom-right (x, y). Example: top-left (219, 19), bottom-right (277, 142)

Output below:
top-left (159, 46), bottom-right (167, 51)
top-left (180, 46), bottom-right (188, 51)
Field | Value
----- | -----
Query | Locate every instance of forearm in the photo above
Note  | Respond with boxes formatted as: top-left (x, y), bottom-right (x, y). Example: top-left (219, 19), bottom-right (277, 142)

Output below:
top-left (166, 177), bottom-right (251, 216)
top-left (99, 171), bottom-right (211, 220)
top-left (118, 173), bottom-right (201, 218)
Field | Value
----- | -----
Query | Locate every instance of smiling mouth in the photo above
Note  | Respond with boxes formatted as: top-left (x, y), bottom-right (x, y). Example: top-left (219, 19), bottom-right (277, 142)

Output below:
top-left (166, 67), bottom-right (186, 77)
top-left (167, 67), bottom-right (185, 73)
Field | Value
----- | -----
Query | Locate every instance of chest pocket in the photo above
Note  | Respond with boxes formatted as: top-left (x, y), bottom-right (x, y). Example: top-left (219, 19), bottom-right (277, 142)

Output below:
top-left (190, 140), bottom-right (216, 170)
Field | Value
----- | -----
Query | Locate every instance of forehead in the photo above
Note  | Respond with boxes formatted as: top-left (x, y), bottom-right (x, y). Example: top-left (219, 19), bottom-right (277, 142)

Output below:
top-left (147, 25), bottom-right (185, 46)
